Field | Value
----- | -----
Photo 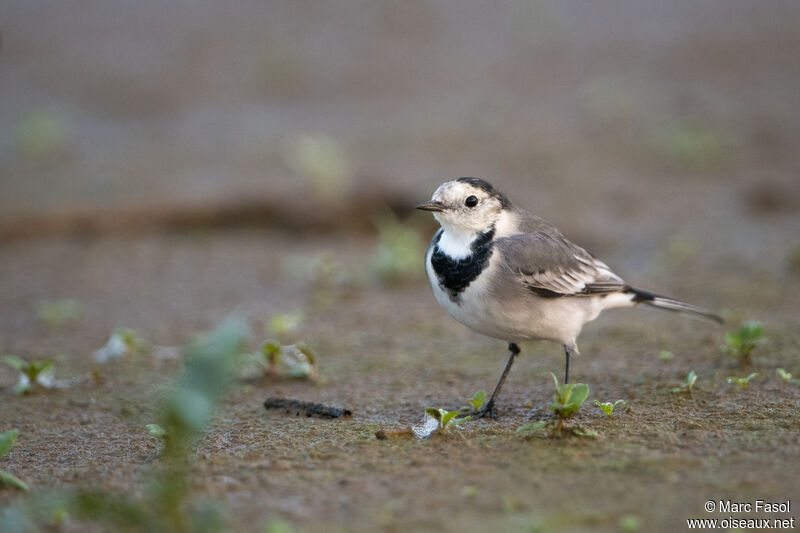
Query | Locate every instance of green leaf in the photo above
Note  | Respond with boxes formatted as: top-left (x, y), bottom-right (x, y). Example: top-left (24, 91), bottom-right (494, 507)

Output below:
top-left (567, 383), bottom-right (589, 405)
top-left (658, 350), bottom-right (674, 361)
top-left (550, 372), bottom-right (560, 391)
top-left (12, 379), bottom-right (31, 395)
top-left (269, 312), bottom-right (304, 338)
top-left (776, 368), bottom-right (792, 381)
top-left (728, 372), bottom-right (759, 389)
top-left (740, 321), bottom-right (763, 340)
top-left (723, 332), bottom-right (739, 348)
top-left (32, 359), bottom-right (53, 377)
top-left (0, 429), bottom-right (19, 458)
top-left (572, 427), bottom-right (598, 437)
top-left (3, 355), bottom-right (26, 371)
top-left (424, 407), bottom-right (443, 422)
top-left (449, 416), bottom-right (470, 427)
top-left (593, 400), bottom-right (613, 417)
top-left (469, 390), bottom-right (486, 410)
top-left (0, 470), bottom-right (29, 491)
top-left (440, 410), bottom-right (460, 428)
top-left (145, 424), bottom-right (166, 440)
top-left (517, 421), bottom-right (548, 433)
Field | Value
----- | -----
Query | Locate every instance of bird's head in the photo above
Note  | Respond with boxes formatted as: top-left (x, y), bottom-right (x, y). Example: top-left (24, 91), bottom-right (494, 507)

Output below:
top-left (416, 177), bottom-right (511, 233)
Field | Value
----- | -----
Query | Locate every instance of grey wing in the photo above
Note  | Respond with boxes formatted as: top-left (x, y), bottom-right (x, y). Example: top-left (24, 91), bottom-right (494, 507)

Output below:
top-left (496, 232), bottom-right (626, 297)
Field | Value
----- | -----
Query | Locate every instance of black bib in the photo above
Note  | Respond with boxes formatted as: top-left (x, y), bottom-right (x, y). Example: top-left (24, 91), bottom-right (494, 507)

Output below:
top-left (430, 228), bottom-right (495, 302)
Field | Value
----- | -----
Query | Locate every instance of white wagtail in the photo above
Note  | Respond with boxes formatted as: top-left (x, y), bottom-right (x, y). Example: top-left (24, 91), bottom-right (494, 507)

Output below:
top-left (417, 177), bottom-right (722, 418)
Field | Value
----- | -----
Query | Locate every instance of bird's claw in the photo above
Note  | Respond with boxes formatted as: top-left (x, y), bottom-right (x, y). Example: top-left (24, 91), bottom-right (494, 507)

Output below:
top-left (458, 399), bottom-right (496, 419)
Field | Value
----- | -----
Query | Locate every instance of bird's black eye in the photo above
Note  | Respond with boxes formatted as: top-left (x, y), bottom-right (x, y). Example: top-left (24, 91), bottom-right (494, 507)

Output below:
top-left (465, 195), bottom-right (478, 208)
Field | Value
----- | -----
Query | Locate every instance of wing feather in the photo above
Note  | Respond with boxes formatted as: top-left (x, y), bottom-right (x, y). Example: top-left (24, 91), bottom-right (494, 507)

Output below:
top-left (496, 231), bottom-right (626, 297)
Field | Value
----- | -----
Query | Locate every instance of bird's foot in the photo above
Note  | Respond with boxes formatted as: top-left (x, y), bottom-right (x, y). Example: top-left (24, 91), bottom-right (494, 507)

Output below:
top-left (459, 399), bottom-right (496, 419)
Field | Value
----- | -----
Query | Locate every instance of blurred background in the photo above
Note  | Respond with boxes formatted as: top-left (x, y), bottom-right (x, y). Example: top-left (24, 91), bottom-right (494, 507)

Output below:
top-left (3, 0), bottom-right (799, 334)
top-left (1, 2), bottom-right (800, 531)
top-left (3, 1), bottom-right (799, 231)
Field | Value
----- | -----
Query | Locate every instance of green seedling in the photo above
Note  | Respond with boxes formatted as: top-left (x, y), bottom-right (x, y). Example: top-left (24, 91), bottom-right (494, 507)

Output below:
top-left (776, 368), bottom-right (800, 385)
top-left (3, 355), bottom-right (54, 394)
top-left (548, 373), bottom-right (589, 418)
top-left (268, 312), bottom-right (304, 341)
top-left (722, 321), bottom-right (766, 365)
top-left (519, 374), bottom-right (592, 438)
top-left (462, 389), bottom-right (486, 412)
top-left (36, 299), bottom-right (84, 327)
top-left (0, 429), bottom-right (28, 491)
top-left (672, 370), bottom-right (697, 396)
top-left (516, 421), bottom-right (550, 434)
top-left (70, 317), bottom-right (249, 533)
top-left (257, 339), bottom-right (318, 381)
top-left (423, 408), bottom-right (470, 434)
top-left (592, 399), bottom-right (626, 418)
top-left (145, 424), bottom-right (167, 442)
top-left (94, 328), bottom-right (149, 363)
top-left (659, 350), bottom-right (674, 361)
top-left (371, 210), bottom-right (425, 284)
top-left (727, 373), bottom-right (758, 389)
top-left (548, 373), bottom-right (590, 436)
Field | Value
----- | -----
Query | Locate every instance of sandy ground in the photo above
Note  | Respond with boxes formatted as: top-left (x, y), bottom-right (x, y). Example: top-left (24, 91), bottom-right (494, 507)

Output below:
top-left (0, 226), bottom-right (798, 532)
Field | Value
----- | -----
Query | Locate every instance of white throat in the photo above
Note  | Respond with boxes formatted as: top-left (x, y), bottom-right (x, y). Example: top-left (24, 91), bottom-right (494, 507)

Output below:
top-left (436, 225), bottom-right (481, 259)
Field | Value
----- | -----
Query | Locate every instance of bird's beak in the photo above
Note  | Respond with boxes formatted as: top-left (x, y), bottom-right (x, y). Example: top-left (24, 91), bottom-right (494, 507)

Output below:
top-left (415, 200), bottom-right (446, 212)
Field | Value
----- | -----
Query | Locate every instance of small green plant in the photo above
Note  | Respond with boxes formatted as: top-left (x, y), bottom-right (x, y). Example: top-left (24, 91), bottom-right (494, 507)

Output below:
top-left (36, 299), bottom-right (84, 327)
top-left (145, 424), bottom-right (167, 442)
top-left (658, 350), bottom-right (674, 361)
top-left (672, 370), bottom-right (697, 395)
top-left (518, 373), bottom-right (592, 438)
top-left (268, 312), bottom-right (304, 341)
top-left (548, 373), bottom-right (590, 435)
top-left (776, 368), bottom-right (799, 385)
top-left (94, 328), bottom-right (149, 363)
top-left (722, 321), bottom-right (766, 365)
top-left (0, 429), bottom-right (28, 491)
top-left (619, 514), bottom-right (642, 533)
top-left (3, 355), bottom-right (54, 394)
top-left (727, 373), bottom-right (758, 389)
top-left (69, 317), bottom-right (249, 533)
top-left (462, 390), bottom-right (486, 412)
top-left (423, 408), bottom-right (470, 434)
top-left (256, 339), bottom-right (318, 381)
top-left (592, 399), bottom-right (626, 418)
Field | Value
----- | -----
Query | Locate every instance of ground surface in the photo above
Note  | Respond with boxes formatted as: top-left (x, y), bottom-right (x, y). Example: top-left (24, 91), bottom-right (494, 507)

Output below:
top-left (1, 227), bottom-right (798, 532)
top-left (2, 2), bottom-right (800, 532)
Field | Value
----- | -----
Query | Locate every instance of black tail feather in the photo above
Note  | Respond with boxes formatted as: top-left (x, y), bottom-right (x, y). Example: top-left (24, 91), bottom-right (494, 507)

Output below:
top-left (627, 287), bottom-right (723, 324)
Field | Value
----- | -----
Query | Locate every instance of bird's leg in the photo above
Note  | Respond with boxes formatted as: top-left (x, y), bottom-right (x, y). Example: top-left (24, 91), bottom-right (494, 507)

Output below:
top-left (562, 344), bottom-right (576, 384)
top-left (468, 342), bottom-right (520, 419)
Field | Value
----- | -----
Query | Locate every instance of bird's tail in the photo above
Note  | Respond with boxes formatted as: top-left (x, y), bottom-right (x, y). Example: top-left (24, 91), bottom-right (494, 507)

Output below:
top-left (626, 287), bottom-right (723, 324)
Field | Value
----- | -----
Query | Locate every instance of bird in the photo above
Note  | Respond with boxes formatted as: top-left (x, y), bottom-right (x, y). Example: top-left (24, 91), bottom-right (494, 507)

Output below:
top-left (417, 177), bottom-right (722, 418)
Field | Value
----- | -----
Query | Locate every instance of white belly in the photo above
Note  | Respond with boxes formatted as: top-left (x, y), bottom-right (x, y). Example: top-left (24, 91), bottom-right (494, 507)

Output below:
top-left (426, 250), bottom-right (628, 345)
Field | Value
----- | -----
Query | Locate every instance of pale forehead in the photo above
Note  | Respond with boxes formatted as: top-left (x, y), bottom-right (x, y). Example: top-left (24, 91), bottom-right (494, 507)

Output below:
top-left (433, 180), bottom-right (484, 200)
